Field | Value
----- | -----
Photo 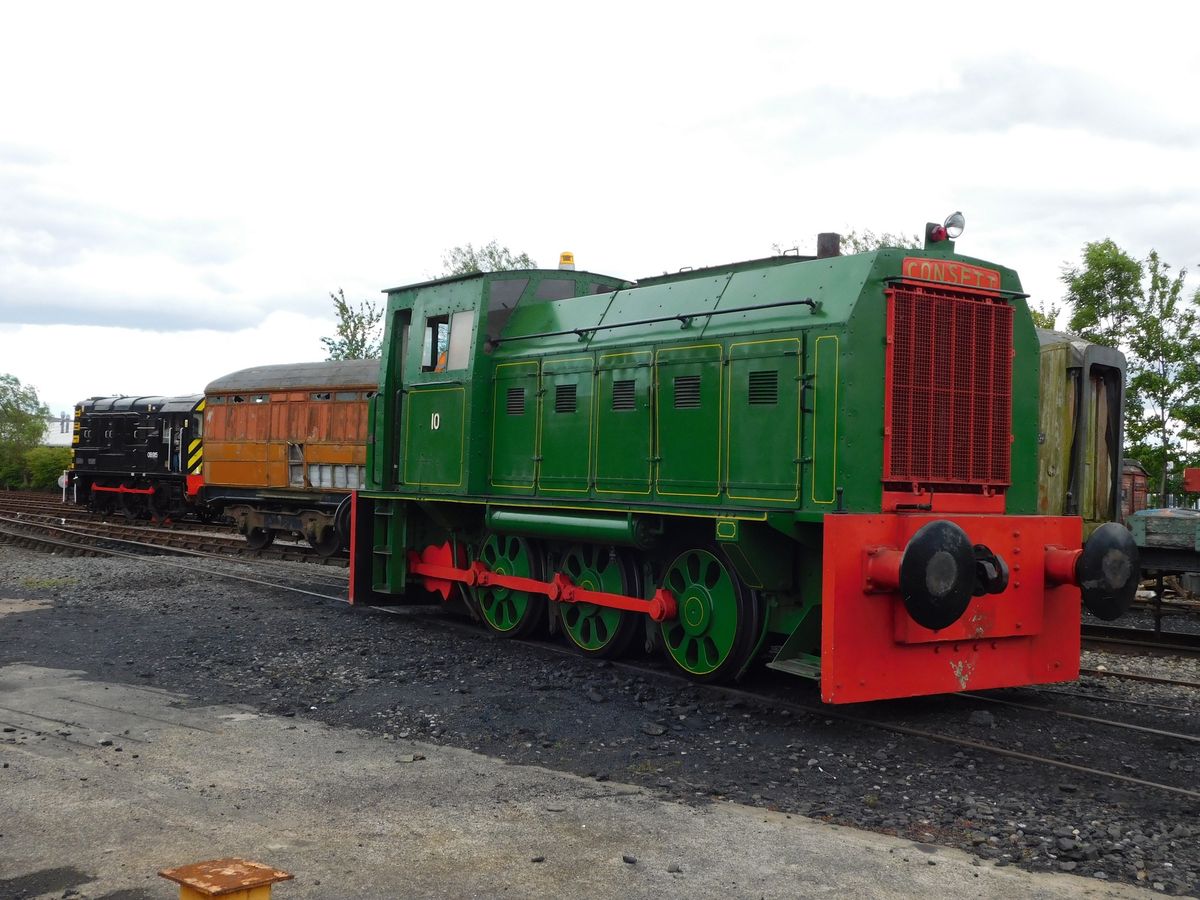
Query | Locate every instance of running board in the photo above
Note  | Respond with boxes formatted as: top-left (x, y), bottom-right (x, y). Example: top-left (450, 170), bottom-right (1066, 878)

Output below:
top-left (766, 657), bottom-right (821, 680)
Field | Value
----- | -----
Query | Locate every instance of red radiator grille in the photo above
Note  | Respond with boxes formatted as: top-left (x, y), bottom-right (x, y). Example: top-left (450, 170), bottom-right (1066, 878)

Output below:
top-left (885, 286), bottom-right (1013, 490)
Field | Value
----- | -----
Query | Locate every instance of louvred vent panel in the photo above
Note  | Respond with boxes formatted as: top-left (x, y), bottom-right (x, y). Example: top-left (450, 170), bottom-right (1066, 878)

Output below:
top-left (885, 287), bottom-right (1013, 489)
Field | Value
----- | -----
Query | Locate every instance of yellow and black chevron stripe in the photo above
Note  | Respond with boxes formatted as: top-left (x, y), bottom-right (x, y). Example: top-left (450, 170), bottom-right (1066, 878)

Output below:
top-left (188, 399), bottom-right (205, 473)
top-left (188, 438), bottom-right (203, 473)
top-left (71, 406), bottom-right (81, 447)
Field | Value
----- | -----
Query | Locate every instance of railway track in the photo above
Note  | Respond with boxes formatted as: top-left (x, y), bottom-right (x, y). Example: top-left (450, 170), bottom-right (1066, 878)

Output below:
top-left (1081, 623), bottom-right (1200, 659)
top-left (0, 513), bottom-right (347, 568)
top-left (6, 524), bottom-right (1198, 806)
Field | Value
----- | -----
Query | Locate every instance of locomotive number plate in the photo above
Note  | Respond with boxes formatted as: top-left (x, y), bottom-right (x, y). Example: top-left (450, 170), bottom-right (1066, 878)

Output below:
top-left (902, 257), bottom-right (1001, 291)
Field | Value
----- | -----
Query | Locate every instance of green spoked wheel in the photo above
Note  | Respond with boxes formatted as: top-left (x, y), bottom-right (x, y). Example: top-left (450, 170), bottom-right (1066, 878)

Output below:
top-left (476, 533), bottom-right (547, 638)
top-left (659, 547), bottom-right (760, 682)
top-left (558, 544), bottom-right (639, 658)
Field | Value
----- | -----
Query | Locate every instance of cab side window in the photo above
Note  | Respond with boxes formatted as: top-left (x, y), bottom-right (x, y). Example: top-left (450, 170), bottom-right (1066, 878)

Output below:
top-left (420, 310), bottom-right (475, 373)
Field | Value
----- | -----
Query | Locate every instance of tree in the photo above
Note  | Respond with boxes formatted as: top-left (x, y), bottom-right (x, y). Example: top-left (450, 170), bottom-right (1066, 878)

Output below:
top-left (838, 228), bottom-right (921, 253)
top-left (1121, 252), bottom-right (1200, 496)
top-left (1062, 239), bottom-right (1142, 349)
top-left (772, 228), bottom-right (920, 257)
top-left (0, 374), bottom-right (48, 487)
top-left (442, 240), bottom-right (535, 276)
top-left (1029, 300), bottom-right (1063, 330)
top-left (24, 446), bottom-right (72, 489)
top-left (320, 289), bottom-right (382, 360)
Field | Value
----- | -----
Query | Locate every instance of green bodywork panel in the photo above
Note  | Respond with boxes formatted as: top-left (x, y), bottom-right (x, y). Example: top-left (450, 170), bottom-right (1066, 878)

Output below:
top-left (364, 246), bottom-right (1046, 640)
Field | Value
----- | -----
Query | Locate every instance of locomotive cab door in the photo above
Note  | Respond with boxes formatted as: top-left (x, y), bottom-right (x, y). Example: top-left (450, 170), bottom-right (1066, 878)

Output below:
top-left (401, 306), bottom-right (473, 491)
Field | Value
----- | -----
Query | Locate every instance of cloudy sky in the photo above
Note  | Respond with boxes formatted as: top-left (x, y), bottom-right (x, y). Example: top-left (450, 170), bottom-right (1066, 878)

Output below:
top-left (3, 1), bottom-right (1198, 414)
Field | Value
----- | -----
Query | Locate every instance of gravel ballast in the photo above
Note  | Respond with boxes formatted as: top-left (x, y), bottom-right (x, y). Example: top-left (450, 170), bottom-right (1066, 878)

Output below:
top-left (1, 544), bottom-right (1198, 895)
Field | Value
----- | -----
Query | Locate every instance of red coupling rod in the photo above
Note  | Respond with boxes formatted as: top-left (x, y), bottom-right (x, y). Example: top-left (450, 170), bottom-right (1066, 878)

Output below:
top-left (92, 484), bottom-right (156, 495)
top-left (408, 546), bottom-right (677, 621)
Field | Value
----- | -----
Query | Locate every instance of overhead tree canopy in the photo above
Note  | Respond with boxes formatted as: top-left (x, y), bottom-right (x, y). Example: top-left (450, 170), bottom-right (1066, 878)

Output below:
top-left (442, 241), bottom-right (535, 276)
top-left (320, 289), bottom-right (382, 360)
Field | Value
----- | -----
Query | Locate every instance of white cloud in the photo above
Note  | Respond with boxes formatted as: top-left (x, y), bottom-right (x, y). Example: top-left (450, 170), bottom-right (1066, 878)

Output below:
top-left (0, 311), bottom-right (331, 415)
top-left (1, 0), bottom-right (1199, 407)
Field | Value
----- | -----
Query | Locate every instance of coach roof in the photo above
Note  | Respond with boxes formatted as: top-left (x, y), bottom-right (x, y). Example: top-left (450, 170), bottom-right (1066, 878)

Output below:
top-left (205, 359), bottom-right (380, 395)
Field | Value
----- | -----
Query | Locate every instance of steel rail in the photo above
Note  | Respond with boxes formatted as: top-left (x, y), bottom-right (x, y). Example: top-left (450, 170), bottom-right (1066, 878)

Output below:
top-left (1029, 686), bottom-right (1196, 714)
top-left (1081, 668), bottom-right (1200, 690)
top-left (958, 692), bottom-right (1200, 743)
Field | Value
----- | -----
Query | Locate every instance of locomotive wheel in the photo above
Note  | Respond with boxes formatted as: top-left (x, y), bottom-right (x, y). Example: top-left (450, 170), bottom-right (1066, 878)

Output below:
top-left (92, 487), bottom-right (115, 516)
top-left (476, 533), bottom-right (547, 638)
top-left (245, 527), bottom-right (275, 550)
top-left (120, 483), bottom-right (146, 520)
top-left (558, 544), bottom-right (639, 658)
top-left (309, 526), bottom-right (342, 557)
top-left (147, 482), bottom-right (171, 524)
top-left (659, 546), bottom-right (759, 682)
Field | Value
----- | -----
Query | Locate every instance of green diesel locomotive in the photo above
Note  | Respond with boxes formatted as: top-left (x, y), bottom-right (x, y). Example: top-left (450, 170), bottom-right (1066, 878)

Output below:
top-left (350, 217), bottom-right (1138, 703)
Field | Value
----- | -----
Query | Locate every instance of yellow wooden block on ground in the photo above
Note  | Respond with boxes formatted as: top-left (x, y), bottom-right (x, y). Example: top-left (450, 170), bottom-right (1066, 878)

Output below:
top-left (159, 858), bottom-right (293, 899)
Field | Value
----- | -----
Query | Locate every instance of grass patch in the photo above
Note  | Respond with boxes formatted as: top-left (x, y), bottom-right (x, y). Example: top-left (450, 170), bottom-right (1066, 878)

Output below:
top-left (19, 576), bottom-right (78, 590)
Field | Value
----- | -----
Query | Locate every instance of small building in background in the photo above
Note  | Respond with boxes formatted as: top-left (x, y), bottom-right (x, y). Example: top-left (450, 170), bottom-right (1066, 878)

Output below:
top-left (41, 412), bottom-right (73, 448)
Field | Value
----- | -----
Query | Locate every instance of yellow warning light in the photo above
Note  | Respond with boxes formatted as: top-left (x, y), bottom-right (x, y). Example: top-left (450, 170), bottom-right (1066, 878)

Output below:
top-left (558, 252), bottom-right (576, 271)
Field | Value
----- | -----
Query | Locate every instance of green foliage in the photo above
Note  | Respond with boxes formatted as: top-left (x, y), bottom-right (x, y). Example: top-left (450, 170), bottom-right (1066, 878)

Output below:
top-left (1062, 239), bottom-right (1142, 348)
top-left (1122, 253), bottom-right (1200, 495)
top-left (24, 446), bottom-right (73, 489)
top-left (1062, 242), bottom-right (1200, 495)
top-left (1, 373), bottom-right (46, 448)
top-left (838, 228), bottom-right (921, 253)
top-left (0, 373), bottom-right (48, 487)
top-left (772, 229), bottom-right (920, 257)
top-left (1029, 300), bottom-right (1062, 330)
top-left (320, 289), bottom-right (382, 360)
top-left (442, 241), bottom-right (535, 276)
